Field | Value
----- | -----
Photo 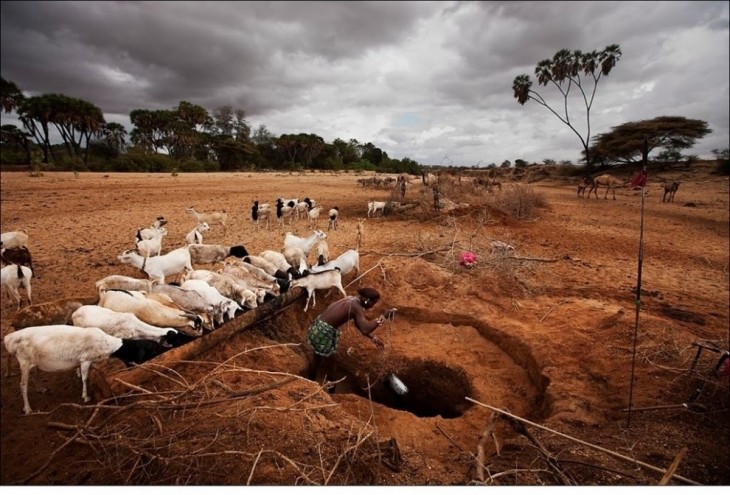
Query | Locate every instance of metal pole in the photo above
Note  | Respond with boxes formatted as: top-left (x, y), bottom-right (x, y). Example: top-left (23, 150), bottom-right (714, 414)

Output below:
top-left (627, 135), bottom-right (649, 428)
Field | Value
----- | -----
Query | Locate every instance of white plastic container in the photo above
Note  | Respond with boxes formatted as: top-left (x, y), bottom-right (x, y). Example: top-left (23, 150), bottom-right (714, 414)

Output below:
top-left (386, 373), bottom-right (408, 395)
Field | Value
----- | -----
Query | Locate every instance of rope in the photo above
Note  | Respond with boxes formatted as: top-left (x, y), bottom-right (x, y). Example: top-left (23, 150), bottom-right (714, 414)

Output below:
top-left (627, 136), bottom-right (649, 429)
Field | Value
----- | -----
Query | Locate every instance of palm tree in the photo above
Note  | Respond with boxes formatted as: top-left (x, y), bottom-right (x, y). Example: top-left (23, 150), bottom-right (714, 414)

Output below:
top-left (102, 122), bottom-right (127, 156)
top-left (18, 95), bottom-right (56, 163)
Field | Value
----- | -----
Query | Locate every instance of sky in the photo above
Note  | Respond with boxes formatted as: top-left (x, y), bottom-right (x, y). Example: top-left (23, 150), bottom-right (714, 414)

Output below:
top-left (1, 1), bottom-right (728, 167)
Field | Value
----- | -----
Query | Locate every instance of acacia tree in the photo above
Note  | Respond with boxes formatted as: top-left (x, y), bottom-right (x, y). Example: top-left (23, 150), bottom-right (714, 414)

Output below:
top-left (0, 78), bottom-right (31, 163)
top-left (588, 116), bottom-right (711, 166)
top-left (207, 105), bottom-right (254, 168)
top-left (512, 44), bottom-right (622, 171)
top-left (1, 124), bottom-right (32, 164)
top-left (1, 77), bottom-right (25, 113)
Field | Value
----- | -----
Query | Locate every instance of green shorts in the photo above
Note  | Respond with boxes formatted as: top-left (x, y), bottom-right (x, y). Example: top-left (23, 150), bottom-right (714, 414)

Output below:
top-left (307, 319), bottom-right (341, 357)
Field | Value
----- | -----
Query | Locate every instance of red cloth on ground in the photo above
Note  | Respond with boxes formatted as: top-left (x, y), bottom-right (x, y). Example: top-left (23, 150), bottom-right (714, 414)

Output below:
top-left (630, 171), bottom-right (647, 188)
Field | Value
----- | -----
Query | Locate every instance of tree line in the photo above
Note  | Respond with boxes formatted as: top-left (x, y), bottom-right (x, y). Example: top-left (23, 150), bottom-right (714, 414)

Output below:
top-left (0, 77), bottom-right (422, 175)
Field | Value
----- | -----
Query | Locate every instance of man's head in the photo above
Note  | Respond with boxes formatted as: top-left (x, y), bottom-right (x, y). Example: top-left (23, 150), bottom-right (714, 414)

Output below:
top-left (358, 287), bottom-right (380, 309)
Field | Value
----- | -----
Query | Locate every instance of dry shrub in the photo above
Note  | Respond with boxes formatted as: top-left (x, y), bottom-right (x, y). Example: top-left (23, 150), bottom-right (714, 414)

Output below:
top-left (485, 183), bottom-right (546, 220)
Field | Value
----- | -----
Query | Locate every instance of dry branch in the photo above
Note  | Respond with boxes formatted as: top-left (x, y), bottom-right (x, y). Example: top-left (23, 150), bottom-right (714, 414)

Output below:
top-left (505, 256), bottom-right (561, 263)
top-left (540, 300), bottom-right (569, 323)
top-left (364, 244), bottom-right (457, 258)
top-left (476, 412), bottom-right (501, 482)
top-left (659, 447), bottom-right (688, 485)
top-left (465, 398), bottom-right (701, 486)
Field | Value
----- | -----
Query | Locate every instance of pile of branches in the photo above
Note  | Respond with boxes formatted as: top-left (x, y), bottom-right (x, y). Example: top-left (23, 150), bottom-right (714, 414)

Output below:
top-left (18, 345), bottom-right (401, 486)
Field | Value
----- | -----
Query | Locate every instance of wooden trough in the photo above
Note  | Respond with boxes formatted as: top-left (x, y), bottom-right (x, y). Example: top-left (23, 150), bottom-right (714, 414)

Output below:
top-left (89, 288), bottom-right (305, 399)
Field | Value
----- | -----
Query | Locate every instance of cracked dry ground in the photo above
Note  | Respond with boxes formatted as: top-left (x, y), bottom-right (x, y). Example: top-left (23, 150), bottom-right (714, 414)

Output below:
top-left (1, 167), bottom-right (728, 486)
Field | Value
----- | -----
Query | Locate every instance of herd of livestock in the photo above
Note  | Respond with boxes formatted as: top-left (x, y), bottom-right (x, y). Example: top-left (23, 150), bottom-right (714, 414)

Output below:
top-left (0, 196), bottom-right (363, 414)
top-left (0, 170), bottom-right (684, 414)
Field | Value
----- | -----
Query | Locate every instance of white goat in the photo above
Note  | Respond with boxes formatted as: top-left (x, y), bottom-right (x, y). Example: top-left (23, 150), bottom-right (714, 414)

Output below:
top-left (5, 296), bottom-right (96, 378)
top-left (117, 247), bottom-right (193, 285)
top-left (185, 222), bottom-right (210, 245)
top-left (1, 229), bottom-right (29, 250)
top-left (4, 325), bottom-right (165, 414)
top-left (290, 268), bottom-right (347, 312)
top-left (251, 201), bottom-right (271, 230)
top-left (1, 264), bottom-right (33, 309)
top-left (188, 244), bottom-right (249, 265)
top-left (242, 255), bottom-right (293, 280)
top-left (151, 283), bottom-right (215, 315)
top-left (186, 207), bottom-right (228, 234)
top-left (234, 258), bottom-right (277, 281)
top-left (98, 289), bottom-right (203, 336)
top-left (275, 199), bottom-right (295, 226)
top-left (367, 201), bottom-right (387, 218)
top-left (328, 207), bottom-right (339, 231)
top-left (72, 305), bottom-right (182, 346)
top-left (283, 230), bottom-right (327, 257)
top-left (308, 206), bottom-right (323, 229)
top-left (308, 249), bottom-right (360, 277)
top-left (294, 201), bottom-right (311, 221)
top-left (316, 240), bottom-right (330, 266)
top-left (180, 279), bottom-right (241, 324)
top-left (136, 216), bottom-right (167, 241)
top-left (136, 227), bottom-right (167, 258)
top-left (95, 275), bottom-right (153, 294)
top-left (185, 270), bottom-right (258, 310)
top-left (219, 264), bottom-right (282, 298)
top-left (282, 246), bottom-right (309, 273)
top-left (260, 250), bottom-right (301, 279)
top-left (278, 198), bottom-right (299, 208)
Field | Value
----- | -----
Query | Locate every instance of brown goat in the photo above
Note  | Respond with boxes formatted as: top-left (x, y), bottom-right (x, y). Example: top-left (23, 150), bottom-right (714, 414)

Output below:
top-left (1, 246), bottom-right (34, 274)
top-left (662, 181), bottom-right (680, 203)
top-left (9, 295), bottom-right (100, 331)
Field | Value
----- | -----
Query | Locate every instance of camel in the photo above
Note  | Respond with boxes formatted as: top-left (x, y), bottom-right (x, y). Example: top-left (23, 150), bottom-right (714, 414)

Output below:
top-left (662, 181), bottom-right (680, 203)
top-left (577, 177), bottom-right (592, 198)
top-left (587, 174), bottom-right (629, 200)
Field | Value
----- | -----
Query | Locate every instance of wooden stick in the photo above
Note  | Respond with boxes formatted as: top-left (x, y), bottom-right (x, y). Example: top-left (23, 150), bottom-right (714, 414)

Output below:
top-left (505, 256), bottom-right (560, 263)
top-left (465, 398), bottom-right (700, 486)
top-left (435, 421), bottom-right (466, 452)
top-left (365, 245), bottom-right (454, 258)
top-left (505, 416), bottom-right (573, 485)
top-left (215, 376), bottom-right (297, 398)
top-left (476, 412), bottom-right (500, 482)
top-left (540, 301), bottom-right (568, 323)
top-left (659, 447), bottom-right (688, 486)
top-left (344, 260), bottom-right (383, 289)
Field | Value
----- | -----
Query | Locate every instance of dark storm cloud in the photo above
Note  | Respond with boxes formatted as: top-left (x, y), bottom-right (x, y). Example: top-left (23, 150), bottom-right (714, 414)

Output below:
top-left (1, 1), bottom-right (727, 165)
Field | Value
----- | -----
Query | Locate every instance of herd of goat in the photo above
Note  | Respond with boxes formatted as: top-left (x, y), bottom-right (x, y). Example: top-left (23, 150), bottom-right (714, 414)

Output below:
top-left (1, 173), bottom-right (684, 414)
top-left (0, 196), bottom-right (364, 414)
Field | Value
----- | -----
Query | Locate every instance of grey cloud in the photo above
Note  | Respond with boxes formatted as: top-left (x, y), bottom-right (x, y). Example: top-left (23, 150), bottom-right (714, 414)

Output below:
top-left (1, 1), bottom-right (727, 166)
